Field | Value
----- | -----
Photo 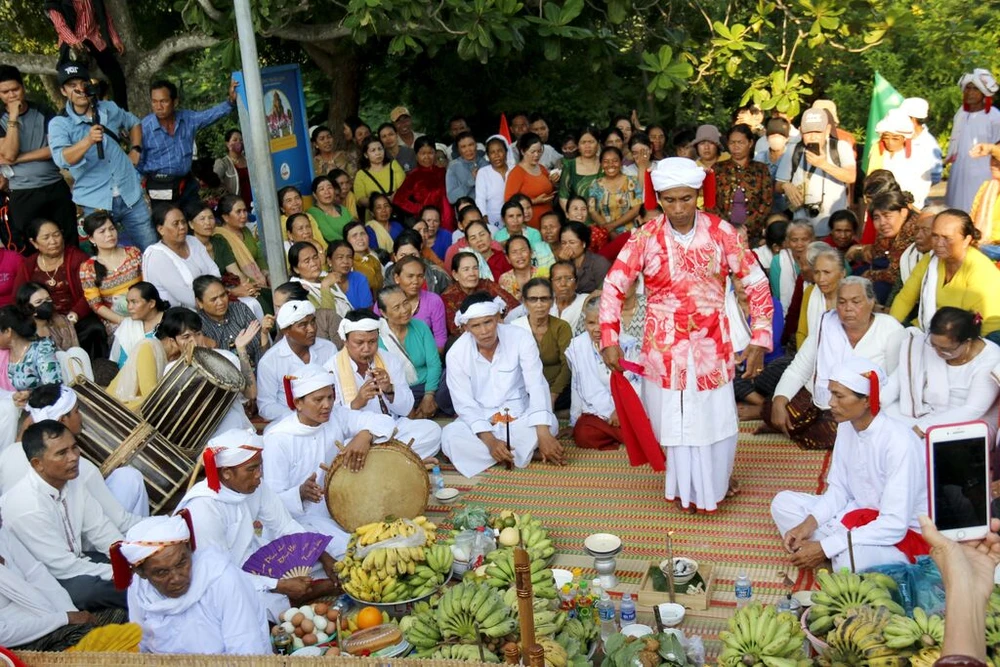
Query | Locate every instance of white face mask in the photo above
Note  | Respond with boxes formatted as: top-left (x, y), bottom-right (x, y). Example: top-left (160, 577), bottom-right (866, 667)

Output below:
top-left (767, 135), bottom-right (788, 152)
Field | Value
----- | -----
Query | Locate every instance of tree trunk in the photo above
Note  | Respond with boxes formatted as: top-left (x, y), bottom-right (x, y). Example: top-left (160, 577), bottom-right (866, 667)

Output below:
top-left (302, 40), bottom-right (360, 150)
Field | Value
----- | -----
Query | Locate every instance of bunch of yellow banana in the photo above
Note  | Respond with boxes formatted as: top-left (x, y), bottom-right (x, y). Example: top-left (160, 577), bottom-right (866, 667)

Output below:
top-left (909, 647), bottom-right (942, 667)
top-left (413, 515), bottom-right (438, 546)
top-left (717, 602), bottom-right (808, 667)
top-left (883, 607), bottom-right (943, 649)
top-left (340, 565), bottom-right (397, 602)
top-left (808, 569), bottom-right (905, 637)
top-left (425, 544), bottom-right (454, 574)
top-left (359, 546), bottom-right (426, 577)
top-left (354, 518), bottom-right (418, 546)
top-left (536, 636), bottom-right (568, 667)
top-left (818, 606), bottom-right (900, 667)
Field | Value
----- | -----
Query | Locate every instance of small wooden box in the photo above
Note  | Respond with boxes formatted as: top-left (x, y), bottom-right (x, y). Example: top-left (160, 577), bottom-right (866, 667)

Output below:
top-left (635, 561), bottom-right (714, 611)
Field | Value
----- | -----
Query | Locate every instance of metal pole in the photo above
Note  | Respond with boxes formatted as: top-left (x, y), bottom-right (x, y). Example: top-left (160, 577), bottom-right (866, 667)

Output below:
top-left (233, 0), bottom-right (287, 285)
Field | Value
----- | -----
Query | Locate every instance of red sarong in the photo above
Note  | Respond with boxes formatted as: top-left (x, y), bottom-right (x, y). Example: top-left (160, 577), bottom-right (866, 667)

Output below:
top-left (609, 361), bottom-right (665, 472)
top-left (841, 508), bottom-right (930, 563)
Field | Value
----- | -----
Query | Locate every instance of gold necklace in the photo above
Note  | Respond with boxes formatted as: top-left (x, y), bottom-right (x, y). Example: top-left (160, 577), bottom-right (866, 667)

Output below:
top-left (37, 255), bottom-right (62, 287)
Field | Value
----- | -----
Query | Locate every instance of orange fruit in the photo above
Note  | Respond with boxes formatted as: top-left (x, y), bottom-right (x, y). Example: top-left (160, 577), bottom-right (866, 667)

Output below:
top-left (356, 606), bottom-right (383, 630)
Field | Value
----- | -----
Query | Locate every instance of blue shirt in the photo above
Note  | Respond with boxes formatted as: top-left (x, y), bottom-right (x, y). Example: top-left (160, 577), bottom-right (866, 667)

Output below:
top-left (139, 101), bottom-right (234, 176)
top-left (431, 229), bottom-right (451, 261)
top-left (346, 271), bottom-right (373, 309)
top-left (48, 100), bottom-right (144, 209)
top-left (446, 155), bottom-right (489, 203)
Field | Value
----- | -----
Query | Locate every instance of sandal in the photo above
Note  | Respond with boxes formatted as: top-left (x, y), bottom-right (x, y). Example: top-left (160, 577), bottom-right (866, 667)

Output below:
top-left (726, 480), bottom-right (741, 498)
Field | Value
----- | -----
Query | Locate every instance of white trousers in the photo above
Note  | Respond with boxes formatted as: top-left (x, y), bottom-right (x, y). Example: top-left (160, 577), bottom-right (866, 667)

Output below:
top-left (663, 436), bottom-right (738, 513)
top-left (770, 490), bottom-right (910, 571)
top-left (442, 419), bottom-right (557, 478)
top-left (393, 417), bottom-right (442, 460)
top-left (105, 466), bottom-right (151, 517)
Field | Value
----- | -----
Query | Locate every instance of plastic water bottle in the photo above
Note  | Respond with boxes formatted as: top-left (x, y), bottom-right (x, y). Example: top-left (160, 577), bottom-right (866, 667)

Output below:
top-left (735, 570), bottom-right (753, 608)
top-left (597, 592), bottom-right (617, 644)
top-left (430, 466), bottom-right (445, 492)
top-left (620, 593), bottom-right (636, 624)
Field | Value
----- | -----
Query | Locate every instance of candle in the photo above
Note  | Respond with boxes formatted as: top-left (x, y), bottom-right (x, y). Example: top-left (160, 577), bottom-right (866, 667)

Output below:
top-left (665, 530), bottom-right (676, 603)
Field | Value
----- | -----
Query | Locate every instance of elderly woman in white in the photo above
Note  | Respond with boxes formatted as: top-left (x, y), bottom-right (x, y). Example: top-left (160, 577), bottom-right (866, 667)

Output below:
top-left (765, 276), bottom-right (905, 450)
top-left (883, 307), bottom-right (1000, 438)
top-left (795, 241), bottom-right (845, 348)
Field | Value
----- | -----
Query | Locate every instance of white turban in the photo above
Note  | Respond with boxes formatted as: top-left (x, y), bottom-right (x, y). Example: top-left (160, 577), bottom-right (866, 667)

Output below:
top-left (875, 109), bottom-right (914, 138)
top-left (337, 317), bottom-right (380, 342)
top-left (203, 429), bottom-right (263, 492)
top-left (111, 513), bottom-right (193, 589)
top-left (649, 157), bottom-right (706, 193)
top-left (283, 365), bottom-right (335, 409)
top-left (454, 296), bottom-right (506, 328)
top-left (959, 69), bottom-right (998, 97)
top-left (829, 357), bottom-right (885, 416)
top-left (276, 300), bottom-right (316, 329)
top-left (25, 386), bottom-right (77, 423)
top-left (899, 97), bottom-right (929, 120)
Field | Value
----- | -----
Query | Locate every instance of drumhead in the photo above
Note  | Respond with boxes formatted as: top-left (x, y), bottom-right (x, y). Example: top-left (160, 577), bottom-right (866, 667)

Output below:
top-left (325, 441), bottom-right (429, 531)
top-left (190, 347), bottom-right (245, 390)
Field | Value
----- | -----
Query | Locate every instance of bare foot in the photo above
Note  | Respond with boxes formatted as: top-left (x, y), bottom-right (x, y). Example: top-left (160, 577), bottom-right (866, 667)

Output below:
top-left (726, 479), bottom-right (741, 498)
top-left (423, 457), bottom-right (440, 470)
top-left (737, 403), bottom-right (763, 420)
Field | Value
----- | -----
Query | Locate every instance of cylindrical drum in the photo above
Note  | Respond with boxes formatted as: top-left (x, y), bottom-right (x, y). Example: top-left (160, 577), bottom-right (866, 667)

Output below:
top-left (70, 377), bottom-right (196, 514)
top-left (139, 347), bottom-right (245, 455)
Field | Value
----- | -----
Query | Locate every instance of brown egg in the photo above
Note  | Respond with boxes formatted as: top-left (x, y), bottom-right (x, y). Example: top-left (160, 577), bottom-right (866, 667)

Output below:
top-left (313, 602), bottom-right (329, 616)
top-left (327, 647), bottom-right (341, 656)
top-left (302, 633), bottom-right (317, 646)
top-left (326, 609), bottom-right (340, 622)
top-left (294, 626), bottom-right (305, 638)
top-left (301, 619), bottom-right (315, 634)
top-left (291, 612), bottom-right (305, 626)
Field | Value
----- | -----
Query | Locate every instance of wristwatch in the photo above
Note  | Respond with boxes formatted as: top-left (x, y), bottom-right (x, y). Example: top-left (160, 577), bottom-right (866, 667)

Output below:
top-left (130, 145), bottom-right (142, 154)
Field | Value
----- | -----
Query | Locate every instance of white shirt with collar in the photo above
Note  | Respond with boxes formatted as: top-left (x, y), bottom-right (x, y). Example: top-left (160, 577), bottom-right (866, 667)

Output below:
top-left (255, 336), bottom-right (338, 421)
top-left (0, 469), bottom-right (123, 581)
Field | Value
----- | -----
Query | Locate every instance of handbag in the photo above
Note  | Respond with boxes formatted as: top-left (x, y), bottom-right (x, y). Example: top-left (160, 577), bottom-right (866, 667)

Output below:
top-left (146, 173), bottom-right (187, 201)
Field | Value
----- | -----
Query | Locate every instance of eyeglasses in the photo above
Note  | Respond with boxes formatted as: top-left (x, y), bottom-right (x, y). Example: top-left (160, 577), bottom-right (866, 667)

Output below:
top-left (552, 276), bottom-right (576, 283)
top-left (926, 337), bottom-right (968, 359)
top-left (525, 296), bottom-right (552, 303)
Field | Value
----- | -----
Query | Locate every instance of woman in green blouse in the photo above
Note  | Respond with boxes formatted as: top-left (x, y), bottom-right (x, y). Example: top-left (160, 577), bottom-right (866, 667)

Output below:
top-left (512, 277), bottom-right (571, 410)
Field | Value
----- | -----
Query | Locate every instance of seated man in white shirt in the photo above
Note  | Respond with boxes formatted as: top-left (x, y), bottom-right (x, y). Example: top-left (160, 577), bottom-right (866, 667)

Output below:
top-left (771, 357), bottom-right (929, 573)
top-left (326, 310), bottom-right (441, 461)
top-left (113, 513), bottom-right (271, 655)
top-left (0, 383), bottom-right (149, 525)
top-left (0, 420), bottom-right (126, 610)
top-left (0, 516), bottom-right (118, 651)
top-left (175, 429), bottom-right (338, 620)
top-left (257, 300), bottom-right (337, 421)
top-left (262, 367), bottom-right (395, 558)
top-left (442, 293), bottom-right (565, 477)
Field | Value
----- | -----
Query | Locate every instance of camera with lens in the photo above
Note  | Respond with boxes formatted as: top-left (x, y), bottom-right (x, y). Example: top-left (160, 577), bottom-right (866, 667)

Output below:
top-left (83, 82), bottom-right (101, 105)
top-left (805, 205), bottom-right (821, 218)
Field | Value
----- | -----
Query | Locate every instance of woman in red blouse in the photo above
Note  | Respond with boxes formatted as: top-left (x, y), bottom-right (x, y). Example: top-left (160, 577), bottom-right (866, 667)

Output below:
top-left (504, 132), bottom-right (555, 229)
top-left (393, 137), bottom-right (454, 229)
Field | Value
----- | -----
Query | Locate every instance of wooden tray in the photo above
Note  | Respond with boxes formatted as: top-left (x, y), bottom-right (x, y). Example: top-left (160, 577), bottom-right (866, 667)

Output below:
top-left (635, 560), bottom-right (714, 611)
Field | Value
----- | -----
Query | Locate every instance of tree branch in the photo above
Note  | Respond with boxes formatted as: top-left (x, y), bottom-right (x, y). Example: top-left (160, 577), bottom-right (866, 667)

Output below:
top-left (784, 30), bottom-right (804, 81)
top-left (263, 23), bottom-right (351, 42)
top-left (133, 33), bottom-right (221, 79)
top-left (301, 43), bottom-right (337, 78)
top-left (193, 0), bottom-right (226, 22)
top-left (0, 52), bottom-right (59, 76)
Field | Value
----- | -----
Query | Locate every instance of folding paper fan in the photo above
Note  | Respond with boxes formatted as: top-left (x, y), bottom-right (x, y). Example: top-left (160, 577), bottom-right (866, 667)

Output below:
top-left (242, 532), bottom-right (332, 579)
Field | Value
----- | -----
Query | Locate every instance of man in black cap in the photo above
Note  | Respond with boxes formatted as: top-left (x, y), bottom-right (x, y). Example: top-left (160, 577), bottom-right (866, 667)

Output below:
top-left (47, 61), bottom-right (155, 250)
top-left (0, 65), bottom-right (78, 252)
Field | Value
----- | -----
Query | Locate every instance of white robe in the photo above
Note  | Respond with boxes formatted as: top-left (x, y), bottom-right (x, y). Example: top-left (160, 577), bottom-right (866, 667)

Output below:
top-left (565, 332), bottom-right (641, 425)
top-left (911, 128), bottom-right (943, 185)
top-left (550, 293), bottom-right (588, 335)
top-left (946, 107), bottom-right (1000, 212)
top-left (442, 325), bottom-right (557, 478)
top-left (129, 547), bottom-right (271, 655)
top-left (771, 414), bottom-right (928, 571)
top-left (0, 528), bottom-right (77, 647)
top-left (176, 481), bottom-right (308, 621)
top-left (878, 148), bottom-right (933, 209)
top-left (883, 330), bottom-right (1000, 435)
top-left (262, 409), bottom-right (395, 558)
top-left (0, 444), bottom-right (146, 529)
top-left (255, 336), bottom-right (338, 422)
top-left (326, 349), bottom-right (442, 460)
top-left (0, 470), bottom-right (123, 581)
top-left (898, 244), bottom-right (927, 286)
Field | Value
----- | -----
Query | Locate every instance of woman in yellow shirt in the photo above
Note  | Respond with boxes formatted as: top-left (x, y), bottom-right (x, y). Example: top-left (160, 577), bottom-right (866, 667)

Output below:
top-left (352, 137), bottom-right (406, 220)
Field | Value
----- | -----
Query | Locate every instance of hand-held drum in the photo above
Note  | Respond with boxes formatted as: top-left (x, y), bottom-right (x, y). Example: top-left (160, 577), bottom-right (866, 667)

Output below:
top-left (324, 439), bottom-right (430, 532)
top-left (69, 377), bottom-right (196, 514)
top-left (139, 347), bottom-right (246, 456)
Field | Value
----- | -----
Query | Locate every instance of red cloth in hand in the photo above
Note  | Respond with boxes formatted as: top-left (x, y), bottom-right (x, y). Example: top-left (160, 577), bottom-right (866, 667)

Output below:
top-left (609, 361), bottom-right (665, 471)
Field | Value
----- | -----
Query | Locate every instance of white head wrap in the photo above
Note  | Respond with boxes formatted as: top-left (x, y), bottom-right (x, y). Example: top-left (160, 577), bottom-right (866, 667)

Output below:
top-left (649, 157), bottom-right (706, 193)
top-left (829, 356), bottom-right (886, 416)
top-left (276, 300), bottom-right (316, 329)
top-left (876, 109), bottom-right (914, 138)
top-left (25, 386), bottom-right (77, 423)
top-left (337, 317), bottom-right (380, 342)
top-left (203, 429), bottom-right (263, 492)
top-left (899, 97), bottom-right (929, 120)
top-left (285, 365), bottom-right (336, 404)
top-left (118, 515), bottom-right (191, 567)
top-left (959, 69), bottom-right (999, 96)
top-left (485, 133), bottom-right (510, 149)
top-left (454, 296), bottom-right (506, 328)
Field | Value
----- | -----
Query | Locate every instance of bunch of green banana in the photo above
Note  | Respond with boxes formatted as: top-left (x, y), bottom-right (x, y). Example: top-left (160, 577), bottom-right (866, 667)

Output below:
top-left (536, 636), bottom-right (569, 667)
top-left (432, 643), bottom-right (501, 662)
top-left (483, 550), bottom-right (558, 598)
top-left (511, 513), bottom-right (556, 560)
top-left (434, 581), bottom-right (517, 642)
top-left (498, 587), bottom-right (566, 636)
top-left (717, 602), bottom-right (808, 667)
top-left (818, 606), bottom-right (900, 667)
top-left (401, 608), bottom-right (443, 649)
top-left (559, 615), bottom-right (599, 646)
top-left (909, 647), bottom-right (943, 667)
top-left (883, 607), bottom-right (944, 649)
top-left (426, 544), bottom-right (455, 574)
top-left (808, 569), bottom-right (904, 637)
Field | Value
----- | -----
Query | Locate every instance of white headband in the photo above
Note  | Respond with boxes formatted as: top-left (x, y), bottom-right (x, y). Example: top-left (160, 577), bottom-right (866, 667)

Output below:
top-left (959, 69), bottom-right (998, 96)
top-left (276, 300), bottom-right (316, 329)
top-left (118, 515), bottom-right (191, 567)
top-left (337, 317), bottom-right (380, 342)
top-left (454, 296), bottom-right (506, 328)
top-left (650, 157), bottom-right (706, 193)
top-left (26, 386), bottom-right (77, 423)
top-left (875, 109), bottom-right (914, 137)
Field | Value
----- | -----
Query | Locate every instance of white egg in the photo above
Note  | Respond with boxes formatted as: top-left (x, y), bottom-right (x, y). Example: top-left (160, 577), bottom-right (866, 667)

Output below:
top-left (281, 621), bottom-right (295, 634)
top-left (313, 616), bottom-right (328, 632)
top-left (316, 631), bottom-right (329, 643)
top-left (300, 605), bottom-right (315, 619)
top-left (292, 636), bottom-right (305, 650)
top-left (281, 608), bottom-right (297, 622)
